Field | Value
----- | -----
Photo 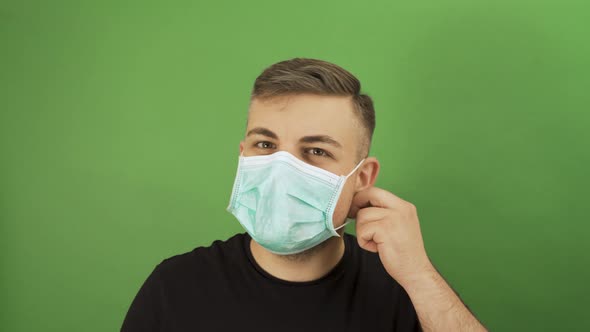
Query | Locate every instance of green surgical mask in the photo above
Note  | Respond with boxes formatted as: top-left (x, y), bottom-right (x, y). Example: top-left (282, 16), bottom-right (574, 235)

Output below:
top-left (227, 150), bottom-right (364, 255)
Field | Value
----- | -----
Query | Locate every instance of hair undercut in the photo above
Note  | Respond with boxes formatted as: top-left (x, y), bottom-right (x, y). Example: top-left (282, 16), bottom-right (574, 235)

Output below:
top-left (250, 58), bottom-right (376, 159)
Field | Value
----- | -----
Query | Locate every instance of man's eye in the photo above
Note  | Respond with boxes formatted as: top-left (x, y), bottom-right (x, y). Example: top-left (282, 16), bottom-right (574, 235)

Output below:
top-left (255, 141), bottom-right (276, 149)
top-left (306, 148), bottom-right (328, 157)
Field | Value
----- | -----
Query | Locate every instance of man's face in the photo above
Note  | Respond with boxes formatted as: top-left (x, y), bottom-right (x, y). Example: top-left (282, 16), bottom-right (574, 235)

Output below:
top-left (240, 93), bottom-right (367, 228)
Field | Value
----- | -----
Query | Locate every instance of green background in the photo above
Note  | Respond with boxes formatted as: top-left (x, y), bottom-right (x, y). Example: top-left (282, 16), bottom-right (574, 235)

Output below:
top-left (1, 0), bottom-right (589, 331)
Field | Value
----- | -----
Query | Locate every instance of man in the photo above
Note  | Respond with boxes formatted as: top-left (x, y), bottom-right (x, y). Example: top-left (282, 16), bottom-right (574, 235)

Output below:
top-left (121, 58), bottom-right (487, 331)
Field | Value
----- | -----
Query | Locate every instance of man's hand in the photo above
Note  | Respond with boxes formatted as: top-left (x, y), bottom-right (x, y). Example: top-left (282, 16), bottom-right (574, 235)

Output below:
top-left (348, 186), bottom-right (488, 331)
top-left (348, 186), bottom-right (435, 287)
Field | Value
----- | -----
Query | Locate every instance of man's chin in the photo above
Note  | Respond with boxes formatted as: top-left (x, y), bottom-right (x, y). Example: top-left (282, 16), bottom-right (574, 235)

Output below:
top-left (275, 235), bottom-right (338, 262)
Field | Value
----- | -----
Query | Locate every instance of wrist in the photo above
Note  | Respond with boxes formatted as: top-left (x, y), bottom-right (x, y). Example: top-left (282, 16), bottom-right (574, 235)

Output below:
top-left (400, 260), bottom-right (460, 312)
top-left (398, 258), bottom-right (438, 293)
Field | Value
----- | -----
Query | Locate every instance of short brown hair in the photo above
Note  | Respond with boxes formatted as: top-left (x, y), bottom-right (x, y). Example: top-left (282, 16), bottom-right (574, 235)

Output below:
top-left (250, 58), bottom-right (375, 159)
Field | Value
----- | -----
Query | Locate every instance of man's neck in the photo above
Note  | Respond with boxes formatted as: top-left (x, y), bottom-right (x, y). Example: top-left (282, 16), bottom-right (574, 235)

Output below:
top-left (249, 233), bottom-right (346, 282)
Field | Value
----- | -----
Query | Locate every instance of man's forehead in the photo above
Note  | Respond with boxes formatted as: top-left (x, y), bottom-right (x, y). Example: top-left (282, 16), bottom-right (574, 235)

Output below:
top-left (249, 94), bottom-right (353, 112)
top-left (247, 95), bottom-right (361, 139)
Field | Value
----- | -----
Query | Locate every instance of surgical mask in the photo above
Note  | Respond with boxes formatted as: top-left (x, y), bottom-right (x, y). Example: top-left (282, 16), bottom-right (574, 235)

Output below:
top-left (227, 150), bottom-right (365, 255)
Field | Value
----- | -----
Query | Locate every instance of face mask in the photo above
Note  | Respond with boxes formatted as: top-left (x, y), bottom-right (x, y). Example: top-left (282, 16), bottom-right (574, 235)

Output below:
top-left (227, 150), bottom-right (365, 255)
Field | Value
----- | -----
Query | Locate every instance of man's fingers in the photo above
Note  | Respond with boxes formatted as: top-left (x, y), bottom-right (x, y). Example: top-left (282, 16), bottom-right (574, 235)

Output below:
top-left (356, 220), bottom-right (381, 253)
top-left (348, 187), bottom-right (406, 218)
top-left (355, 207), bottom-right (391, 251)
top-left (355, 207), bottom-right (389, 224)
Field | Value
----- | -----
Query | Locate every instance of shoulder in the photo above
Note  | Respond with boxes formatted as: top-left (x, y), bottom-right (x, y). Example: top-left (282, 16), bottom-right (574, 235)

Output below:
top-left (343, 232), bottom-right (417, 316)
top-left (154, 232), bottom-right (247, 282)
top-left (343, 232), bottom-right (403, 288)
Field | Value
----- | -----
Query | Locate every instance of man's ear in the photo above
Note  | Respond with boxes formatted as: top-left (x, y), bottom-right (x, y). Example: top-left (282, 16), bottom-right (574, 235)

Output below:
top-left (354, 157), bottom-right (380, 192)
top-left (239, 141), bottom-right (244, 154)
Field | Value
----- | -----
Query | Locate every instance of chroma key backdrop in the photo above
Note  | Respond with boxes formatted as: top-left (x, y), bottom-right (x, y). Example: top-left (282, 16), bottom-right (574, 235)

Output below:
top-left (1, 1), bottom-right (589, 331)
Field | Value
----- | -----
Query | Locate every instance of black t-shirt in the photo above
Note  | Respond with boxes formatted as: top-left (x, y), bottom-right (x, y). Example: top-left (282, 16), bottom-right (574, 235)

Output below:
top-left (121, 232), bottom-right (421, 331)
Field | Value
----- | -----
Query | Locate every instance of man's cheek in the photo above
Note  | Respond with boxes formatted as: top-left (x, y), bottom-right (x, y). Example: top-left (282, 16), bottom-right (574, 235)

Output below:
top-left (331, 189), bottom-right (354, 225)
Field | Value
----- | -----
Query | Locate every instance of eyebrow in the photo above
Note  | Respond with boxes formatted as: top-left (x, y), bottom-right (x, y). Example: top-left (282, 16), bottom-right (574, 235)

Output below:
top-left (246, 127), bottom-right (278, 139)
top-left (246, 127), bottom-right (342, 149)
top-left (299, 135), bottom-right (342, 148)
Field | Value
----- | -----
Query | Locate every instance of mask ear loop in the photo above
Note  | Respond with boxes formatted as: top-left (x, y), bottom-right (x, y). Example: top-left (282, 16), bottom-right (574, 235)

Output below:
top-left (333, 158), bottom-right (367, 233)
top-left (345, 158), bottom-right (366, 179)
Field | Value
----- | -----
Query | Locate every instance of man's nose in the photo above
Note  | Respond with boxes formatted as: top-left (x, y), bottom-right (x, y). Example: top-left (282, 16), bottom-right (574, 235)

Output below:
top-left (276, 147), bottom-right (304, 162)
